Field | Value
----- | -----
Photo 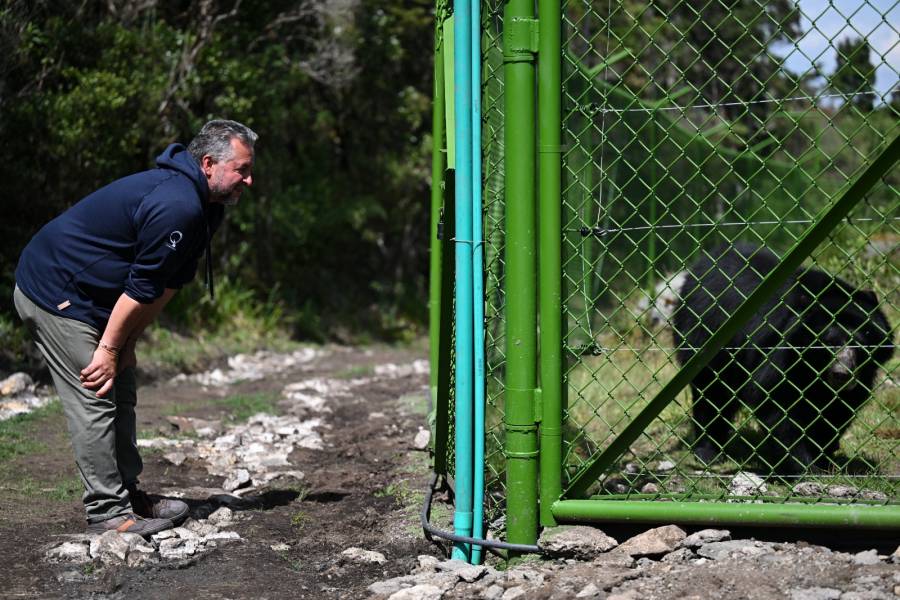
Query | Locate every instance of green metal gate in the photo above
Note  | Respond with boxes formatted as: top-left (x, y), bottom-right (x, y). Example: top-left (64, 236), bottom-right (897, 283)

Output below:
top-left (430, 0), bottom-right (900, 550)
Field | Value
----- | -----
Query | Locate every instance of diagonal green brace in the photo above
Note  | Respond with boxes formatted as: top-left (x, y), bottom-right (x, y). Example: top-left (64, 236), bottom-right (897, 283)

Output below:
top-left (564, 133), bottom-right (900, 499)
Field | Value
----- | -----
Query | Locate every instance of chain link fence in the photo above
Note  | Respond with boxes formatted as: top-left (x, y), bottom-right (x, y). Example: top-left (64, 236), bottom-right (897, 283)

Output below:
top-left (433, 0), bottom-right (898, 540)
top-left (559, 0), bottom-right (898, 506)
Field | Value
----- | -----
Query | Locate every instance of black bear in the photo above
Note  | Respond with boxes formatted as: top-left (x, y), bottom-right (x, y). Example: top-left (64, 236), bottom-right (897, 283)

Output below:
top-left (672, 242), bottom-right (894, 473)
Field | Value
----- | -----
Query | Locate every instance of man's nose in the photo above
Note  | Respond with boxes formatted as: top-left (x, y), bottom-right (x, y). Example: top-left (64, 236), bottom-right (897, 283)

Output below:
top-left (243, 174), bottom-right (253, 186)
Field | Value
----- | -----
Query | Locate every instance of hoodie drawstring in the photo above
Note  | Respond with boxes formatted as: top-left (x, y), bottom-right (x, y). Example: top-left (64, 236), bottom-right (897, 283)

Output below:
top-left (205, 218), bottom-right (215, 300)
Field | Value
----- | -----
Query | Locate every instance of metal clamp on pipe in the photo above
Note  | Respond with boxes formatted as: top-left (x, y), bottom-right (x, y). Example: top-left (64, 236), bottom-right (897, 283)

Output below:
top-left (503, 17), bottom-right (539, 62)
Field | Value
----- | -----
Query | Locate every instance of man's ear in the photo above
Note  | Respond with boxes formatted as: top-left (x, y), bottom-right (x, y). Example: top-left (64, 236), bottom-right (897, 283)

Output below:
top-left (201, 155), bottom-right (216, 175)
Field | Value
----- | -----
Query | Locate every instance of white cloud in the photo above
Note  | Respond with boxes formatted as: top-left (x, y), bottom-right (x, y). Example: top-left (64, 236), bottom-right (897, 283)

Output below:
top-left (775, 0), bottom-right (900, 97)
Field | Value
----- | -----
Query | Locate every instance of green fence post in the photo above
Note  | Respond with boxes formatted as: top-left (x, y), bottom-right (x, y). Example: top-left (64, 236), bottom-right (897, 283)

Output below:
top-left (503, 0), bottom-right (539, 550)
top-left (430, 6), bottom-right (447, 408)
top-left (430, 3), bottom-right (451, 475)
top-left (538, 0), bottom-right (562, 528)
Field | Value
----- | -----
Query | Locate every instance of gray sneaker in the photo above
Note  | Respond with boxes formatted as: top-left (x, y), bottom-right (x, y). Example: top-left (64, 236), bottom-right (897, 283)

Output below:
top-left (129, 487), bottom-right (190, 524)
top-left (86, 513), bottom-right (173, 537)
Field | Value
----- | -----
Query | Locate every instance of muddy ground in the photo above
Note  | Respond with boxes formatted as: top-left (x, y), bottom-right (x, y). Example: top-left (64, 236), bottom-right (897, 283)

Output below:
top-left (0, 342), bottom-right (897, 599)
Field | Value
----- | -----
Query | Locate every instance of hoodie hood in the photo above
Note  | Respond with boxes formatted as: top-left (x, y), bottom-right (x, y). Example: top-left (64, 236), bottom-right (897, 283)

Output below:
top-left (156, 143), bottom-right (210, 202)
top-left (156, 142), bottom-right (218, 299)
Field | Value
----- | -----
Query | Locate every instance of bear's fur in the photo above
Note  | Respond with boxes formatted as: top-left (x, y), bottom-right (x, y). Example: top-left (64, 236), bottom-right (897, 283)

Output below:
top-left (672, 243), bottom-right (894, 473)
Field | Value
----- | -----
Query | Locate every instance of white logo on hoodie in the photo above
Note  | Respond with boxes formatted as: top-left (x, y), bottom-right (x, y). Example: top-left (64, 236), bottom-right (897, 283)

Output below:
top-left (166, 231), bottom-right (183, 250)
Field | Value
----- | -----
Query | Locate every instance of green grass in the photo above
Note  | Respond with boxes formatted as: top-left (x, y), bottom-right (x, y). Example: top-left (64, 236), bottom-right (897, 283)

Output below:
top-left (44, 475), bottom-right (83, 501)
top-left (398, 392), bottom-right (430, 416)
top-left (563, 328), bottom-right (900, 501)
top-left (164, 390), bottom-right (281, 423)
top-left (375, 480), bottom-right (422, 508)
top-left (335, 365), bottom-right (373, 379)
top-left (0, 400), bottom-right (62, 463)
top-left (290, 511), bottom-right (308, 529)
top-left (219, 391), bottom-right (281, 422)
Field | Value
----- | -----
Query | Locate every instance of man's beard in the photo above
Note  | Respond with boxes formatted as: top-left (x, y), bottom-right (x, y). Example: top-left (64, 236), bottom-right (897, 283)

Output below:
top-left (211, 185), bottom-right (241, 206)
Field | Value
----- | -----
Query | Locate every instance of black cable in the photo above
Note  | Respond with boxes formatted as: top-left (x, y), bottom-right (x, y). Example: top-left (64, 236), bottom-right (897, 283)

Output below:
top-left (420, 473), bottom-right (542, 555)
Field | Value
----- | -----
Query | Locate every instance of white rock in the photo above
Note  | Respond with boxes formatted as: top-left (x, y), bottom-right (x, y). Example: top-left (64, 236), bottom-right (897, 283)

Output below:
top-left (341, 547), bottom-right (386, 564)
top-left (540, 525), bottom-right (619, 559)
top-left (208, 507), bottom-right (234, 525)
top-left (434, 560), bottom-right (487, 582)
top-left (387, 584), bottom-right (444, 600)
top-left (164, 451), bottom-right (188, 466)
top-left (126, 542), bottom-right (159, 567)
top-left (851, 549), bottom-right (881, 566)
top-left (576, 583), bottom-right (602, 598)
top-left (656, 460), bottom-right (676, 471)
top-left (616, 525), bottom-right (686, 557)
top-left (825, 485), bottom-right (857, 498)
top-left (640, 482), bottom-right (659, 494)
top-left (481, 585), bottom-right (505, 600)
top-left (171, 527), bottom-right (200, 540)
top-left (223, 469), bottom-right (252, 491)
top-left (202, 531), bottom-right (241, 542)
top-left (183, 520), bottom-right (219, 537)
top-left (793, 482), bottom-right (824, 496)
top-left (506, 569), bottom-right (544, 585)
top-left (368, 579), bottom-right (415, 596)
top-left (46, 541), bottom-right (91, 563)
top-left (158, 537), bottom-right (198, 560)
top-left (414, 428), bottom-right (431, 450)
top-left (789, 587), bottom-right (842, 600)
top-left (680, 529), bottom-right (731, 549)
top-left (607, 591), bottom-right (641, 600)
top-left (271, 542), bottom-right (290, 552)
top-left (0, 372), bottom-right (32, 396)
top-left (661, 547), bottom-right (695, 563)
top-left (697, 540), bottom-right (775, 561)
top-left (501, 587), bottom-right (527, 600)
top-left (89, 530), bottom-right (131, 564)
top-left (730, 472), bottom-right (767, 496)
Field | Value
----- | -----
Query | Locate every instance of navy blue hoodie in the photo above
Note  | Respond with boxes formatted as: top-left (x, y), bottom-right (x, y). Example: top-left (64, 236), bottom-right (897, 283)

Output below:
top-left (16, 144), bottom-right (224, 331)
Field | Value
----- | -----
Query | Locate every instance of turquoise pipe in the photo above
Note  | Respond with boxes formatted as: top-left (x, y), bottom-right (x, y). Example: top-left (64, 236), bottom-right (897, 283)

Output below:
top-left (452, 0), bottom-right (475, 563)
top-left (470, 0), bottom-right (485, 566)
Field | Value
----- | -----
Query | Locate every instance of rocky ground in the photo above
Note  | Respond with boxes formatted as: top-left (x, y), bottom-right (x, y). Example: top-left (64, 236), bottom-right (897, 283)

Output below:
top-left (0, 343), bottom-right (898, 599)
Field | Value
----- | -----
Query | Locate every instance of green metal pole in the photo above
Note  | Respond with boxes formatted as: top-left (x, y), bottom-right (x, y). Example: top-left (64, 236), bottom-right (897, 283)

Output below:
top-left (552, 500), bottom-right (900, 530)
top-left (430, 5), bottom-right (453, 476)
top-left (429, 8), bottom-right (447, 401)
top-left (538, 0), bottom-right (562, 528)
top-left (503, 0), bottom-right (539, 550)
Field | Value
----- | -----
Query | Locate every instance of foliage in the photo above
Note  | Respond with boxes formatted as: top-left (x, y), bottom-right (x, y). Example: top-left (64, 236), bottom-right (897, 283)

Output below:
top-left (831, 37), bottom-right (876, 111)
top-left (0, 0), bottom-right (435, 362)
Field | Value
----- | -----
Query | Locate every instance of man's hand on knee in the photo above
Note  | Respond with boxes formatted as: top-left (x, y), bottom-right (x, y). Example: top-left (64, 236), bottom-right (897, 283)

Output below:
top-left (80, 344), bottom-right (118, 397)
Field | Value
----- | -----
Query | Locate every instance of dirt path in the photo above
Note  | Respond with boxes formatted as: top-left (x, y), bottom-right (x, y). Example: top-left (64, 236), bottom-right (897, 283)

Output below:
top-left (1, 343), bottom-right (898, 600)
top-left (0, 343), bottom-right (439, 599)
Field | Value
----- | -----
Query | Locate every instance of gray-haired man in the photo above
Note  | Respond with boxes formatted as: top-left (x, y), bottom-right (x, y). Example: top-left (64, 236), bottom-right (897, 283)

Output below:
top-left (14, 120), bottom-right (257, 536)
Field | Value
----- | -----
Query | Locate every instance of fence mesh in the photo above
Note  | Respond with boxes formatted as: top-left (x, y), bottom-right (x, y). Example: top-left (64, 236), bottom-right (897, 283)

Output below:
top-left (439, 0), bottom-right (899, 532)
top-left (559, 0), bottom-right (898, 504)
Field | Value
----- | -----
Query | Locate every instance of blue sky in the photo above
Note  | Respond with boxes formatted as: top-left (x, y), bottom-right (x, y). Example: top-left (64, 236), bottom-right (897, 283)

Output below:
top-left (772, 0), bottom-right (900, 99)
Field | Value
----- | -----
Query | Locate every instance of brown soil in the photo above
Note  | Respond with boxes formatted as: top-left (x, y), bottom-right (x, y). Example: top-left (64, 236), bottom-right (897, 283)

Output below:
top-left (0, 343), bottom-right (440, 599)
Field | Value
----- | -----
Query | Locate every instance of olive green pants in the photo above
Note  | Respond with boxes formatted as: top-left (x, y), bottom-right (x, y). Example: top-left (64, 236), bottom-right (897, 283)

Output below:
top-left (14, 286), bottom-right (141, 523)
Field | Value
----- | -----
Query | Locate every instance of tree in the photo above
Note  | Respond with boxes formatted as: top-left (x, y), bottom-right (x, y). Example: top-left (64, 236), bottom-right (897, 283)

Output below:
top-left (831, 37), bottom-right (876, 112)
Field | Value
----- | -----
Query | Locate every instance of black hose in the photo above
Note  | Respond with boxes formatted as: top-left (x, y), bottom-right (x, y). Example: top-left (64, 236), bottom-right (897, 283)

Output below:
top-left (420, 473), bottom-right (542, 555)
